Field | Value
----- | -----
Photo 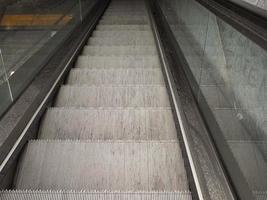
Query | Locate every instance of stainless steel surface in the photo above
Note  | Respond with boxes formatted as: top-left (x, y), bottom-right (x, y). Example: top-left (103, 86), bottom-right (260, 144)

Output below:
top-left (146, 0), bottom-right (237, 199)
top-left (15, 140), bottom-right (188, 191)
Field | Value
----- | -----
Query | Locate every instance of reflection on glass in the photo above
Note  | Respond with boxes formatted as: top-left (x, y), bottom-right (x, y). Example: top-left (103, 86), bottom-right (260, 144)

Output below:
top-left (158, 0), bottom-right (267, 198)
top-left (0, 0), bottom-right (97, 117)
top-left (0, 49), bottom-right (13, 114)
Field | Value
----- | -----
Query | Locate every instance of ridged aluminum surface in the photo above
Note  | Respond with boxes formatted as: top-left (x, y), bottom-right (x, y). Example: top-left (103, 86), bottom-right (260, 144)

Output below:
top-left (67, 69), bottom-right (164, 85)
top-left (55, 86), bottom-right (170, 108)
top-left (39, 108), bottom-right (177, 140)
top-left (82, 45), bottom-right (157, 56)
top-left (96, 25), bottom-right (150, 31)
top-left (75, 55), bottom-right (161, 69)
top-left (15, 140), bottom-right (188, 191)
top-left (0, 191), bottom-right (192, 200)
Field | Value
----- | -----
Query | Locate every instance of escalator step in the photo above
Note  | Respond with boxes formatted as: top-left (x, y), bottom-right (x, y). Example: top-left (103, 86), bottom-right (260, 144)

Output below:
top-left (107, 7), bottom-right (146, 10)
top-left (98, 19), bottom-right (148, 25)
top-left (88, 36), bottom-right (154, 45)
top-left (39, 108), bottom-right (176, 140)
top-left (92, 30), bottom-right (152, 38)
top-left (15, 140), bottom-right (188, 191)
top-left (105, 10), bottom-right (146, 12)
top-left (108, 3), bottom-right (146, 6)
top-left (254, 191), bottom-right (267, 200)
top-left (101, 16), bottom-right (149, 22)
top-left (67, 69), bottom-right (164, 85)
top-left (0, 191), bottom-right (192, 200)
top-left (75, 55), bottom-right (161, 69)
top-left (55, 86), bottom-right (170, 107)
top-left (103, 12), bottom-right (148, 17)
top-left (96, 25), bottom-right (150, 31)
top-left (82, 45), bottom-right (157, 56)
top-left (106, 4), bottom-right (146, 7)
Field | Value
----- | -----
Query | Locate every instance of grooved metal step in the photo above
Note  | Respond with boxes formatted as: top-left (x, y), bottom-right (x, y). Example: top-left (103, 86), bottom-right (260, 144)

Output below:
top-left (55, 86), bottom-right (170, 108)
top-left (15, 140), bottom-right (189, 191)
top-left (67, 68), bottom-right (164, 85)
top-left (82, 45), bottom-right (157, 56)
top-left (103, 13), bottom-right (148, 17)
top-left (101, 16), bottom-right (149, 22)
top-left (106, 8), bottom-right (146, 11)
top-left (75, 55), bottom-right (161, 69)
top-left (39, 108), bottom-right (176, 140)
top-left (254, 191), bottom-right (267, 200)
top-left (88, 36), bottom-right (154, 45)
top-left (92, 30), bottom-right (152, 38)
top-left (0, 191), bottom-right (192, 200)
top-left (96, 25), bottom-right (151, 31)
top-left (98, 19), bottom-right (148, 25)
top-left (104, 8), bottom-right (147, 12)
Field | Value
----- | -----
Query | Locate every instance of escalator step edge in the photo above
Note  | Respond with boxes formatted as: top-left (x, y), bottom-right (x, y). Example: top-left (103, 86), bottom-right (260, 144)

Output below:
top-left (0, 191), bottom-right (192, 200)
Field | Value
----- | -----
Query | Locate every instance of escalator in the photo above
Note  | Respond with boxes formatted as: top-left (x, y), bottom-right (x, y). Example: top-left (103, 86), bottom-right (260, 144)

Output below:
top-left (0, 0), bottom-right (192, 199)
top-left (0, 0), bottom-right (266, 199)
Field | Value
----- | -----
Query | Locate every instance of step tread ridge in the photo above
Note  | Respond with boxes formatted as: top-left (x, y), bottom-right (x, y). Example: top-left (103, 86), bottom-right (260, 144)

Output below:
top-left (15, 140), bottom-right (189, 191)
top-left (39, 107), bottom-right (177, 140)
